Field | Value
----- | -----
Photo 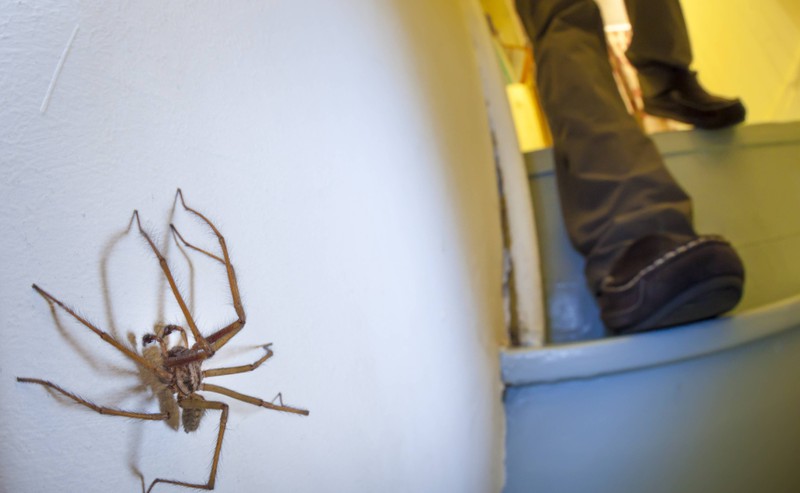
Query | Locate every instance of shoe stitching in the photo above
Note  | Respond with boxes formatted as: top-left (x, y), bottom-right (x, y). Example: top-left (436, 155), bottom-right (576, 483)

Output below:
top-left (600, 235), bottom-right (727, 294)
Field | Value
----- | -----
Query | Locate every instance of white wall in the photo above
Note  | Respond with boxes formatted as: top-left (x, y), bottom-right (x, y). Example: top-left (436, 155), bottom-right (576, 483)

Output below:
top-left (0, 1), bottom-right (506, 492)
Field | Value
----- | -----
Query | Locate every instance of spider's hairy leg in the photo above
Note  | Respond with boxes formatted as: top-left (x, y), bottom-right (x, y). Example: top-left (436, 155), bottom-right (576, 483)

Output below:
top-left (132, 210), bottom-right (213, 356)
top-left (205, 319), bottom-right (246, 353)
top-left (146, 399), bottom-right (228, 493)
top-left (203, 343), bottom-right (274, 378)
top-left (202, 383), bottom-right (310, 416)
top-left (174, 189), bottom-right (246, 352)
top-left (142, 333), bottom-right (169, 358)
top-left (161, 324), bottom-right (189, 347)
top-left (31, 284), bottom-right (171, 380)
top-left (169, 224), bottom-right (224, 264)
top-left (16, 378), bottom-right (170, 421)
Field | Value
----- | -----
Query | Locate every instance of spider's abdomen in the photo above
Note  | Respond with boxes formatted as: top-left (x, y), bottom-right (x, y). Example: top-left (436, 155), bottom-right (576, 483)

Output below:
top-left (167, 346), bottom-right (203, 396)
top-left (180, 393), bottom-right (206, 433)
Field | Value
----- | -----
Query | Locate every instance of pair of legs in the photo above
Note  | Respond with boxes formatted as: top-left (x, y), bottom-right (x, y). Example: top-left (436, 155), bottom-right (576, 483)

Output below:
top-left (515, 0), bottom-right (745, 332)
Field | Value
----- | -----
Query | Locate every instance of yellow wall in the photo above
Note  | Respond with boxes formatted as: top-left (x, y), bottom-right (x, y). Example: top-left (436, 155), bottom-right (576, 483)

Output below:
top-left (682, 0), bottom-right (800, 123)
top-left (483, 0), bottom-right (800, 151)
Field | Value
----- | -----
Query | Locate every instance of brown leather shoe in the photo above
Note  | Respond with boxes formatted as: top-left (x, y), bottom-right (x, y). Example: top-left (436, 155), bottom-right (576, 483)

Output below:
top-left (598, 235), bottom-right (745, 334)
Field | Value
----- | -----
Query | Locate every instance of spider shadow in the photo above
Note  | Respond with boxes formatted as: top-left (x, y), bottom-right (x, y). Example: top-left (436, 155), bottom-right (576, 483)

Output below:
top-left (38, 298), bottom-right (135, 379)
top-left (24, 210), bottom-right (154, 493)
top-left (104, 193), bottom-right (197, 484)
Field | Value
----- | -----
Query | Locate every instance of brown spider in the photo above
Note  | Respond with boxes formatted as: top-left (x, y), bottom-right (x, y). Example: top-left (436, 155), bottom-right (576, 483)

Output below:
top-left (17, 189), bottom-right (309, 492)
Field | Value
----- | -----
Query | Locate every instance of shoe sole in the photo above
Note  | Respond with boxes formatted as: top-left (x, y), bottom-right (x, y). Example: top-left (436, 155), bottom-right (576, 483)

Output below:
top-left (615, 275), bottom-right (744, 335)
top-left (643, 101), bottom-right (746, 129)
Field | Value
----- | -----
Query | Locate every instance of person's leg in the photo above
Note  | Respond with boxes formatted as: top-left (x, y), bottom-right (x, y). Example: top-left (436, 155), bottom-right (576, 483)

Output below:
top-left (623, 0), bottom-right (746, 128)
top-left (515, 0), bottom-right (695, 289)
top-left (623, 0), bottom-right (692, 94)
top-left (514, 0), bottom-right (744, 333)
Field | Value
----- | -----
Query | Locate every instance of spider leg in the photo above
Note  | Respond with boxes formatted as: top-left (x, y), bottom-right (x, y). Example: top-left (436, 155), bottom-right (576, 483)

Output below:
top-left (169, 224), bottom-right (224, 264)
top-left (143, 333), bottom-right (169, 357)
top-left (205, 319), bottom-right (245, 353)
top-left (146, 399), bottom-right (228, 493)
top-left (132, 211), bottom-right (213, 356)
top-left (201, 383), bottom-right (309, 416)
top-left (153, 339), bottom-right (270, 371)
top-left (174, 189), bottom-right (246, 352)
top-left (169, 223), bottom-right (245, 351)
top-left (161, 324), bottom-right (189, 348)
top-left (17, 378), bottom-right (170, 421)
top-left (203, 343), bottom-right (274, 378)
top-left (32, 284), bottom-right (171, 381)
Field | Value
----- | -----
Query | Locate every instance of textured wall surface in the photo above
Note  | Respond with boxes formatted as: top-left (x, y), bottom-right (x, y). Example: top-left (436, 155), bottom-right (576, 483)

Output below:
top-left (0, 1), bottom-right (505, 491)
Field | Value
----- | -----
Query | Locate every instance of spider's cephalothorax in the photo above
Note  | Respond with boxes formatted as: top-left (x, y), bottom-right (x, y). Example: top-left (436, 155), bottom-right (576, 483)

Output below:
top-left (17, 189), bottom-right (309, 493)
top-left (142, 326), bottom-right (204, 394)
top-left (143, 326), bottom-right (208, 433)
top-left (167, 345), bottom-right (204, 396)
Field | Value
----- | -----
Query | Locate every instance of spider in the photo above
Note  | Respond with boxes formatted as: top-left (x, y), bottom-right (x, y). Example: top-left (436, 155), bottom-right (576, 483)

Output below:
top-left (17, 189), bottom-right (309, 492)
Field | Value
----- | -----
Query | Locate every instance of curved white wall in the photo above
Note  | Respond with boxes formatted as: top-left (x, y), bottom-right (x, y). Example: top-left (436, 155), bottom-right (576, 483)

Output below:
top-left (0, 1), bottom-right (505, 491)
